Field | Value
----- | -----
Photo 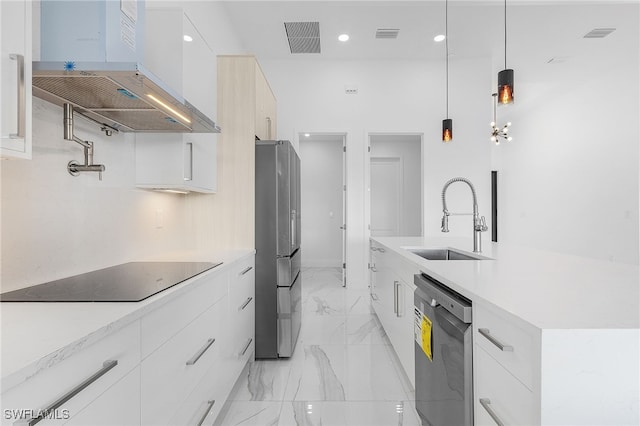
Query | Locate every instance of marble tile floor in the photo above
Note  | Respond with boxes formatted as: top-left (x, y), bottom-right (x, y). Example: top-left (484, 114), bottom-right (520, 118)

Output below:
top-left (214, 267), bottom-right (421, 426)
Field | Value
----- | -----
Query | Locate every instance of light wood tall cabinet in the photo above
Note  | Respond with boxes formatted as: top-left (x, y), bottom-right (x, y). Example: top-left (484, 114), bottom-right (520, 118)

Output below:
top-left (215, 55), bottom-right (277, 248)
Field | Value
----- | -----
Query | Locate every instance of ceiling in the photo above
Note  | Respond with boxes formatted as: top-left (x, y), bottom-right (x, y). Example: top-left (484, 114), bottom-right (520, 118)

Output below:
top-left (221, 1), bottom-right (639, 68)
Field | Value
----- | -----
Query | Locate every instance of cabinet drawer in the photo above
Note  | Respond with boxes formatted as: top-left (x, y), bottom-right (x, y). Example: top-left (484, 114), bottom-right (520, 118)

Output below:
top-left (229, 256), bottom-right (255, 311)
top-left (233, 296), bottom-right (255, 365)
top-left (141, 297), bottom-right (226, 426)
top-left (1, 321), bottom-right (140, 426)
top-left (141, 269), bottom-right (227, 358)
top-left (168, 358), bottom-right (229, 426)
top-left (475, 345), bottom-right (537, 426)
top-left (474, 304), bottom-right (537, 390)
top-left (64, 367), bottom-right (140, 426)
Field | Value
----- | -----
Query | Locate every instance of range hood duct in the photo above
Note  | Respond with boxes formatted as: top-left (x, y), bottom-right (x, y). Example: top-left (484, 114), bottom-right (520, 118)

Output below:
top-left (33, 0), bottom-right (219, 133)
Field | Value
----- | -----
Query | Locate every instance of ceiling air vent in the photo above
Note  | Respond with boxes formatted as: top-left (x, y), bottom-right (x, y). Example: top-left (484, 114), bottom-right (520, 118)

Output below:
top-left (375, 28), bottom-right (400, 39)
top-left (284, 21), bottom-right (321, 54)
top-left (583, 28), bottom-right (616, 38)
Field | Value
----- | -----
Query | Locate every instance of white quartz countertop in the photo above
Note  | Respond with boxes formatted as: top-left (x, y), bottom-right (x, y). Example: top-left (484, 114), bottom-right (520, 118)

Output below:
top-left (0, 249), bottom-right (254, 392)
top-left (372, 237), bottom-right (639, 330)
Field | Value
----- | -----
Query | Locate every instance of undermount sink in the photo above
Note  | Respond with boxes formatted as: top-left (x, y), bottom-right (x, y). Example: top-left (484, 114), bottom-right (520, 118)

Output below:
top-left (405, 247), bottom-right (490, 261)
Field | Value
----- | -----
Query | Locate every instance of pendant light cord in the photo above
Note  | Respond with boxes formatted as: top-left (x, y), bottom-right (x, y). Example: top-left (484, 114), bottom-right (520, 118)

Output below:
top-left (504, 0), bottom-right (507, 69)
top-left (445, 0), bottom-right (449, 118)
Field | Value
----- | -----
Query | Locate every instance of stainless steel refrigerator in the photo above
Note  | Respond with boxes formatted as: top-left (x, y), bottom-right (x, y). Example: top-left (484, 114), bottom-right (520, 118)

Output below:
top-left (255, 140), bottom-right (302, 358)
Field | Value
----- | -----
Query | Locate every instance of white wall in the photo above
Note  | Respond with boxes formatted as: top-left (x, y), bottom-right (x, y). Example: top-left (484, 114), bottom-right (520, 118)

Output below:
top-left (370, 134), bottom-right (422, 237)
top-left (491, 3), bottom-right (639, 265)
top-left (263, 2), bottom-right (639, 274)
top-left (299, 136), bottom-right (344, 267)
top-left (260, 57), bottom-right (493, 288)
top-left (0, 1), bottom-right (246, 292)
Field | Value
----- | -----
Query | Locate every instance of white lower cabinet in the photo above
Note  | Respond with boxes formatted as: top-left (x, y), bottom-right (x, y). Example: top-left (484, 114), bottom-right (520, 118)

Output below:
top-left (223, 257), bottom-right (255, 385)
top-left (139, 253), bottom-right (254, 426)
top-left (1, 255), bottom-right (255, 426)
top-left (474, 345), bottom-right (536, 426)
top-left (369, 242), bottom-right (417, 388)
top-left (0, 320), bottom-right (140, 426)
top-left (140, 296), bottom-right (227, 426)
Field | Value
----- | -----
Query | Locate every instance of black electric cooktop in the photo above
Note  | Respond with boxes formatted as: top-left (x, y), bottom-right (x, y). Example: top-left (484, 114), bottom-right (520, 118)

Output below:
top-left (0, 262), bottom-right (222, 302)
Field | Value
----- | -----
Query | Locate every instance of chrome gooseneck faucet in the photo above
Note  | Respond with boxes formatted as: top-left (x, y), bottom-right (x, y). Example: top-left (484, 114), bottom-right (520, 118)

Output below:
top-left (441, 177), bottom-right (488, 253)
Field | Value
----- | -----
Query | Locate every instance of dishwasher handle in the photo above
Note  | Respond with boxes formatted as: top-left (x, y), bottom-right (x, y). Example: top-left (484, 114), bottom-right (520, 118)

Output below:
top-left (414, 273), bottom-right (472, 324)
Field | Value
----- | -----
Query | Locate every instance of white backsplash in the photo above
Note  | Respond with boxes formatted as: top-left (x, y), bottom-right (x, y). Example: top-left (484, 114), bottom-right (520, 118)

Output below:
top-left (0, 98), bottom-right (192, 292)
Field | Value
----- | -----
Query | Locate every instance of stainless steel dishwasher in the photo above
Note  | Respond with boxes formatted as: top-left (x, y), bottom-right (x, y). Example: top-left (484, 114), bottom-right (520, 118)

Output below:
top-left (414, 273), bottom-right (473, 426)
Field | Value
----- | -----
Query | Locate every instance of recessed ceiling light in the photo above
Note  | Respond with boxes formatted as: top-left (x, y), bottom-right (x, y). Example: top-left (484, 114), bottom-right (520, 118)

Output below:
top-left (304, 133), bottom-right (310, 137)
top-left (338, 34), bottom-right (350, 42)
top-left (434, 34), bottom-right (445, 42)
top-left (183, 35), bottom-right (193, 42)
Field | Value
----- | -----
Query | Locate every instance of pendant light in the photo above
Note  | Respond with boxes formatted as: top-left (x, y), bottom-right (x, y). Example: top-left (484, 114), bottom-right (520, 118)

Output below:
top-left (442, 0), bottom-right (453, 142)
top-left (497, 0), bottom-right (514, 104)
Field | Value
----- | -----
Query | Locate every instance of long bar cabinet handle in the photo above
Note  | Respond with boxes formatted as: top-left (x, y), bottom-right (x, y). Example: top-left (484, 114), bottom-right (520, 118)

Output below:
top-left (239, 297), bottom-right (253, 311)
top-left (239, 266), bottom-right (253, 276)
top-left (479, 398), bottom-right (506, 426)
top-left (239, 338), bottom-right (253, 357)
top-left (196, 400), bottom-right (216, 426)
top-left (18, 360), bottom-right (118, 426)
top-left (478, 328), bottom-right (514, 352)
top-left (9, 53), bottom-right (25, 139)
top-left (186, 338), bottom-right (216, 365)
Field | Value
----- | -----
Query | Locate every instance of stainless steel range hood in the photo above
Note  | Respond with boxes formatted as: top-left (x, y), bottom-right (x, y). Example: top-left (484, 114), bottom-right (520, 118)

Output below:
top-left (33, 0), bottom-right (219, 133)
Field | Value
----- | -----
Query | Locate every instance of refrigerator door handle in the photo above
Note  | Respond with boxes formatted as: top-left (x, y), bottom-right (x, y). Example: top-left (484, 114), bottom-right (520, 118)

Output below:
top-left (291, 210), bottom-right (296, 249)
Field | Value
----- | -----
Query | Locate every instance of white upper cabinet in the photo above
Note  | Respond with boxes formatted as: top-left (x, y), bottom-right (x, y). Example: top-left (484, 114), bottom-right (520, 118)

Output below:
top-left (1, 0), bottom-right (32, 159)
top-left (135, 132), bottom-right (217, 194)
top-left (136, 8), bottom-right (217, 193)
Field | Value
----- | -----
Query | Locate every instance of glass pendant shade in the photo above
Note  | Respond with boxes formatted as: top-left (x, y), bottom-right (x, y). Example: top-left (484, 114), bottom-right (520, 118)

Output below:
top-left (498, 69), bottom-right (514, 104)
top-left (442, 119), bottom-right (453, 142)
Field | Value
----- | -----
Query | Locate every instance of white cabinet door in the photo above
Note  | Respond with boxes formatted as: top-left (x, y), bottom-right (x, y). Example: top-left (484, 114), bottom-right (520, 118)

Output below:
top-left (394, 278), bottom-right (415, 387)
top-left (369, 241), bottom-right (416, 388)
top-left (137, 8), bottom-right (217, 194)
top-left (1, 0), bottom-right (31, 159)
top-left (135, 132), bottom-right (217, 194)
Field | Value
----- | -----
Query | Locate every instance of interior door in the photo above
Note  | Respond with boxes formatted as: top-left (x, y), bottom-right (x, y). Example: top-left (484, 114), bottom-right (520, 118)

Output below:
top-left (370, 157), bottom-right (402, 237)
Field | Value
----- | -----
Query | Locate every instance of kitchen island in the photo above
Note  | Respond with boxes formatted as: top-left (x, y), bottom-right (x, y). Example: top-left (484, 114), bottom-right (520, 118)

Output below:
top-left (371, 236), bottom-right (639, 425)
top-left (1, 249), bottom-right (255, 426)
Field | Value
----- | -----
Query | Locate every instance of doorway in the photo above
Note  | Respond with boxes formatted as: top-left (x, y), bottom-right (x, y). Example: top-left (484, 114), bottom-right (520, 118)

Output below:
top-left (299, 133), bottom-right (347, 286)
top-left (369, 134), bottom-right (423, 237)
